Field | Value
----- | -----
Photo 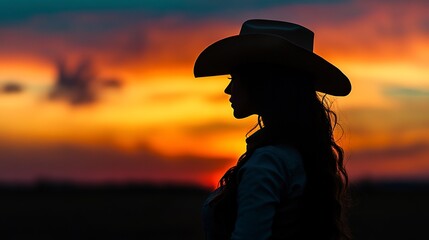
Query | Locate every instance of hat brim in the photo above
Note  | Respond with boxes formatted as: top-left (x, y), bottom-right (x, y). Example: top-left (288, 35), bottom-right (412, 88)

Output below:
top-left (194, 34), bottom-right (351, 96)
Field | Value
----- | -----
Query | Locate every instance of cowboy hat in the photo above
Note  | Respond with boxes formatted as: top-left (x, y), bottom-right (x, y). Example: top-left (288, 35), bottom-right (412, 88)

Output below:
top-left (194, 19), bottom-right (351, 96)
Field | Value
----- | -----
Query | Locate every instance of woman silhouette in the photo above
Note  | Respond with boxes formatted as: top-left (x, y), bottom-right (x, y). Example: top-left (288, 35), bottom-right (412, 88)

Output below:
top-left (194, 19), bottom-right (351, 240)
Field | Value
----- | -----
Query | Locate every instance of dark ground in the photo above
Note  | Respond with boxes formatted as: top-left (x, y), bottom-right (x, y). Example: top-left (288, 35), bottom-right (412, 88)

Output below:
top-left (1, 181), bottom-right (428, 240)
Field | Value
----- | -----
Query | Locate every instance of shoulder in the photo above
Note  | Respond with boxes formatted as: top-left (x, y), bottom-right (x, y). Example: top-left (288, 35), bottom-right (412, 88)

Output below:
top-left (238, 145), bottom-right (306, 197)
top-left (246, 145), bottom-right (303, 171)
top-left (253, 145), bottom-right (301, 159)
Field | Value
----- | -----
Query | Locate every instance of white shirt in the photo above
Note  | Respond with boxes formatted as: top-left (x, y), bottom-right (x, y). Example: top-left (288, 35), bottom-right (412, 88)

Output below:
top-left (232, 145), bottom-right (306, 240)
top-left (203, 144), bottom-right (306, 240)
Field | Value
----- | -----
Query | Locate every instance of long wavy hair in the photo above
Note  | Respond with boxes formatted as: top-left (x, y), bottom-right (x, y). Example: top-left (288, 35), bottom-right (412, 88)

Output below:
top-left (211, 64), bottom-right (350, 240)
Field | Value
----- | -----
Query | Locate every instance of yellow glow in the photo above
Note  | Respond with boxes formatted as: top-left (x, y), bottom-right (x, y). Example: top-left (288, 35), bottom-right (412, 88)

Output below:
top-left (1, 3), bottom-right (429, 184)
top-left (342, 61), bottom-right (429, 87)
top-left (0, 57), bottom-right (55, 85)
top-left (1, 56), bottom-right (427, 155)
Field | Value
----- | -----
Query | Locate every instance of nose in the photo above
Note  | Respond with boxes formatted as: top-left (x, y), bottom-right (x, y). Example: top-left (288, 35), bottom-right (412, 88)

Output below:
top-left (224, 81), bottom-right (232, 95)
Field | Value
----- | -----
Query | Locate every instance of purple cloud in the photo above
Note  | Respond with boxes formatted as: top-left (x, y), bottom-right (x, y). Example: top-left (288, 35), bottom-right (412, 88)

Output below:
top-left (49, 58), bottom-right (123, 106)
top-left (0, 142), bottom-right (230, 185)
top-left (1, 81), bottom-right (24, 94)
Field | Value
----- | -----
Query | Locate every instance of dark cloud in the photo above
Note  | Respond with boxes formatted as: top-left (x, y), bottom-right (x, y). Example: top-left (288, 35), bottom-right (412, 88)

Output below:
top-left (347, 141), bottom-right (429, 181)
top-left (1, 81), bottom-right (24, 94)
top-left (350, 142), bottom-right (429, 162)
top-left (0, 0), bottom-right (345, 24)
top-left (49, 58), bottom-right (122, 106)
top-left (100, 78), bottom-right (122, 89)
top-left (49, 59), bottom-right (97, 105)
top-left (0, 142), bottom-right (230, 185)
top-left (420, 18), bottom-right (429, 34)
top-left (343, 103), bottom-right (429, 135)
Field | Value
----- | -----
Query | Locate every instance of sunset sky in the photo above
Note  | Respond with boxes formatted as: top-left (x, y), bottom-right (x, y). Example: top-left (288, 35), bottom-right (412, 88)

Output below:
top-left (1, 0), bottom-right (429, 187)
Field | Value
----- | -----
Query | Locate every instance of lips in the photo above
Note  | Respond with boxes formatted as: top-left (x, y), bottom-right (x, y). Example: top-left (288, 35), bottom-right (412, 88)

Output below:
top-left (229, 99), bottom-right (234, 107)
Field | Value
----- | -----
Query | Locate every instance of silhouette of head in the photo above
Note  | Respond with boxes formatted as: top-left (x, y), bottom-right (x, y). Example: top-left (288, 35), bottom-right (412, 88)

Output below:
top-left (194, 19), bottom-right (351, 97)
top-left (223, 63), bottom-right (315, 122)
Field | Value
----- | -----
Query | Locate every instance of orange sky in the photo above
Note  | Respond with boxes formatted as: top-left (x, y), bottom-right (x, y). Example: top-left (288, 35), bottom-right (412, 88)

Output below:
top-left (1, 0), bottom-right (429, 187)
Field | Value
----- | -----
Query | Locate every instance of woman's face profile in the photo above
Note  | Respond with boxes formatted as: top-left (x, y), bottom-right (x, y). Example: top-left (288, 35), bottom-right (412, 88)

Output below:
top-left (224, 71), bottom-right (258, 119)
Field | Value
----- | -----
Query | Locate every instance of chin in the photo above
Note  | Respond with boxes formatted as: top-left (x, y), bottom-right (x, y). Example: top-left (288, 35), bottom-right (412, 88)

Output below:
top-left (233, 111), bottom-right (253, 119)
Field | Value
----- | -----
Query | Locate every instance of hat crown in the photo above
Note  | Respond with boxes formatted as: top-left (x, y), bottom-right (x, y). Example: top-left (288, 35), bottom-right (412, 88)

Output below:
top-left (240, 19), bottom-right (314, 52)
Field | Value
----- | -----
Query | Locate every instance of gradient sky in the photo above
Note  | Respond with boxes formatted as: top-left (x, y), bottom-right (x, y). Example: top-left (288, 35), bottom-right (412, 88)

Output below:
top-left (0, 0), bottom-right (428, 187)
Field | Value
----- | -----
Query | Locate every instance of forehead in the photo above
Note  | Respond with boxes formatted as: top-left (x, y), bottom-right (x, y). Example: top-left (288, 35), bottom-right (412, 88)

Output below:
top-left (230, 65), bottom-right (266, 79)
top-left (231, 63), bottom-right (290, 75)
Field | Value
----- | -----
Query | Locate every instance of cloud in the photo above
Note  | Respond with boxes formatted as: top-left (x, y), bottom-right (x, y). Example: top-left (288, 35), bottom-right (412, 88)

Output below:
top-left (184, 120), bottom-right (244, 136)
top-left (4, 0), bottom-right (427, 78)
top-left (350, 142), bottom-right (429, 162)
top-left (347, 142), bottom-right (429, 181)
top-left (342, 103), bottom-right (429, 140)
top-left (0, 81), bottom-right (24, 94)
top-left (383, 85), bottom-right (429, 98)
top-left (100, 78), bottom-right (122, 89)
top-left (49, 58), bottom-right (122, 106)
top-left (0, 142), bottom-right (230, 186)
top-left (49, 59), bottom-right (97, 105)
top-left (0, 0), bottom-right (344, 24)
top-left (0, 11), bottom-right (150, 72)
top-left (420, 17), bottom-right (429, 34)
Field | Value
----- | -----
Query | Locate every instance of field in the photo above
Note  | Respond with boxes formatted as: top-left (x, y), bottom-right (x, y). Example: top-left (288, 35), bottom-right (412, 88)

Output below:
top-left (1, 181), bottom-right (428, 240)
